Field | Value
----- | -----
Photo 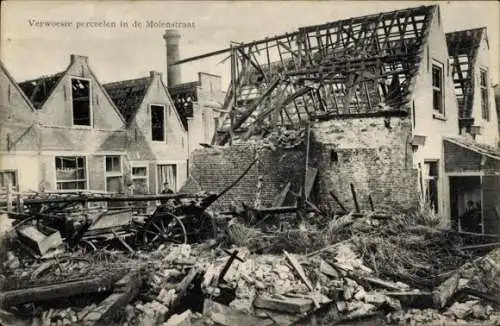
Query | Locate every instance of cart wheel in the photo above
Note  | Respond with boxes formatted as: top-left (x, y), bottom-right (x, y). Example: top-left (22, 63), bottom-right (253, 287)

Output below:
top-left (186, 211), bottom-right (217, 242)
top-left (143, 212), bottom-right (187, 248)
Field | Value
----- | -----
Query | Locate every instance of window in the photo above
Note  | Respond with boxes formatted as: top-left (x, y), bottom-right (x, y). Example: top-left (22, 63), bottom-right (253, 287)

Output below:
top-left (432, 63), bottom-right (444, 115)
top-left (131, 166), bottom-right (148, 195)
top-left (480, 69), bottom-right (489, 121)
top-left (105, 156), bottom-right (122, 194)
top-left (0, 170), bottom-right (17, 188)
top-left (151, 105), bottom-right (165, 141)
top-left (106, 156), bottom-right (121, 173)
top-left (55, 156), bottom-right (86, 190)
top-left (71, 78), bottom-right (91, 126)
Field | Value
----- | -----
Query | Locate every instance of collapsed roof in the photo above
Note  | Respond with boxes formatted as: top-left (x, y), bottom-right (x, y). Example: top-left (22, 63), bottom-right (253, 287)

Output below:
top-left (170, 5), bottom-right (437, 145)
top-left (103, 77), bottom-right (152, 126)
top-left (18, 72), bottom-right (65, 109)
top-left (168, 81), bottom-right (200, 129)
top-left (446, 27), bottom-right (486, 121)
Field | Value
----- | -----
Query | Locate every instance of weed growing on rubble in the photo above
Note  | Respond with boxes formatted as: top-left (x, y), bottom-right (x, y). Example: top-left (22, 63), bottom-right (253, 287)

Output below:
top-left (408, 195), bottom-right (448, 229)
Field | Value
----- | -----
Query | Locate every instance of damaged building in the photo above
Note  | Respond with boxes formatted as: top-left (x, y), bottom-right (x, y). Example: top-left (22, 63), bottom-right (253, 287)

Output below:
top-left (177, 5), bottom-right (499, 233)
top-left (0, 30), bottom-right (225, 195)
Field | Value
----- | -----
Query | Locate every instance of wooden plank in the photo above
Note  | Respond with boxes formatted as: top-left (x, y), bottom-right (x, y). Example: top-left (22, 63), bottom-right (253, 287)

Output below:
top-left (86, 270), bottom-right (141, 326)
top-left (432, 273), bottom-right (460, 309)
top-left (350, 183), bottom-right (360, 213)
top-left (254, 295), bottom-right (314, 314)
top-left (284, 250), bottom-right (314, 291)
top-left (329, 191), bottom-right (347, 212)
top-left (272, 182), bottom-right (291, 207)
top-left (204, 299), bottom-right (273, 326)
top-left (0, 272), bottom-right (123, 307)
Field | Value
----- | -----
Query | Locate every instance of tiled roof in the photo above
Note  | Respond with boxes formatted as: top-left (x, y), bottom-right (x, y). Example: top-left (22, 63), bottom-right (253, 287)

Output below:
top-left (18, 72), bottom-right (65, 109)
top-left (103, 77), bottom-right (151, 125)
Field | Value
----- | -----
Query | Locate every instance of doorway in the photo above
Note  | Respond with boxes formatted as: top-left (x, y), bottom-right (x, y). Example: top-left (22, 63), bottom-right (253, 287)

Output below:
top-left (449, 176), bottom-right (482, 233)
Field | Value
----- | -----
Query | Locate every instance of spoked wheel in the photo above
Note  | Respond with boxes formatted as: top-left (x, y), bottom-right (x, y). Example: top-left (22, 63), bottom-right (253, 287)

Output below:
top-left (142, 212), bottom-right (187, 249)
top-left (185, 211), bottom-right (217, 243)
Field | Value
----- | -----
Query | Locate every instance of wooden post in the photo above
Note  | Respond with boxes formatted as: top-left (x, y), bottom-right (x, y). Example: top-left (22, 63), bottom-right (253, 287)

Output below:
top-left (6, 181), bottom-right (13, 212)
top-left (350, 183), bottom-right (360, 213)
top-left (329, 191), bottom-right (347, 213)
top-left (368, 195), bottom-right (374, 211)
top-left (298, 122), bottom-right (311, 222)
top-left (17, 194), bottom-right (23, 214)
top-left (229, 43), bottom-right (237, 146)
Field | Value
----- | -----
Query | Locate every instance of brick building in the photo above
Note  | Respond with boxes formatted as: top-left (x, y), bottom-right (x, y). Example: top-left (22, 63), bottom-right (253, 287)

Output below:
top-left (180, 5), bottom-right (499, 233)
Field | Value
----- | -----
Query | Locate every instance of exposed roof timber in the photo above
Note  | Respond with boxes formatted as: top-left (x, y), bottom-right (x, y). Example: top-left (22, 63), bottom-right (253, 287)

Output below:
top-left (213, 5), bottom-right (435, 144)
top-left (172, 5), bottom-right (434, 67)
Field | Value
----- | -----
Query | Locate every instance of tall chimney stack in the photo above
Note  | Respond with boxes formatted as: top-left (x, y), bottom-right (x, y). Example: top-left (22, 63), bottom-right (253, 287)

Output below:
top-left (163, 29), bottom-right (181, 86)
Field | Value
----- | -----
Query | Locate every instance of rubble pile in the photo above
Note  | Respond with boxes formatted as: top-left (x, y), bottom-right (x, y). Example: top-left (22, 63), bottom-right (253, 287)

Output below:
top-left (0, 194), bottom-right (499, 326)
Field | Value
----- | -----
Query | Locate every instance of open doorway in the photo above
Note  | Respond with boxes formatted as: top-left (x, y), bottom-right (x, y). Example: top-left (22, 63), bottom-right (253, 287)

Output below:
top-left (449, 176), bottom-right (482, 233)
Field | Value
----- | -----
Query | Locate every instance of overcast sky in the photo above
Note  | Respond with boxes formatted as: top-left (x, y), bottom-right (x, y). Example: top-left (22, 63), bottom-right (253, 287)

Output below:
top-left (1, 1), bottom-right (498, 89)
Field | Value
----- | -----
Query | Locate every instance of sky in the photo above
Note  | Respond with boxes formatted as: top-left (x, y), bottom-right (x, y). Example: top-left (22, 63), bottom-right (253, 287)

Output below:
top-left (1, 0), bottom-right (499, 90)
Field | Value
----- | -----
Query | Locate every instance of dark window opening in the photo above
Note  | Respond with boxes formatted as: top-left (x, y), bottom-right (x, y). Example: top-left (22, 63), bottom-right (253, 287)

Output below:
top-left (449, 176), bottom-right (482, 233)
top-left (151, 105), bottom-right (165, 141)
top-left (106, 156), bottom-right (121, 173)
top-left (432, 64), bottom-right (444, 115)
top-left (0, 171), bottom-right (17, 188)
top-left (480, 69), bottom-right (489, 121)
top-left (330, 150), bottom-right (338, 163)
top-left (71, 78), bottom-right (91, 126)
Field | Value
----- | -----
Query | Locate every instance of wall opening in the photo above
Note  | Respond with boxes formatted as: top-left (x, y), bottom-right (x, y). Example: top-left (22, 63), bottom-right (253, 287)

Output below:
top-left (151, 105), bottom-right (165, 141)
top-left (157, 164), bottom-right (177, 192)
top-left (424, 161), bottom-right (439, 213)
top-left (71, 78), bottom-right (91, 126)
top-left (449, 175), bottom-right (481, 233)
top-left (330, 149), bottom-right (338, 164)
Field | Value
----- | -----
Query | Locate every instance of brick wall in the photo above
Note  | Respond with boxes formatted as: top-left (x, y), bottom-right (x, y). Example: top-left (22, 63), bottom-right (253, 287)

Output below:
top-left (310, 116), bottom-right (419, 212)
top-left (444, 141), bottom-right (500, 174)
top-left (184, 144), bottom-right (305, 211)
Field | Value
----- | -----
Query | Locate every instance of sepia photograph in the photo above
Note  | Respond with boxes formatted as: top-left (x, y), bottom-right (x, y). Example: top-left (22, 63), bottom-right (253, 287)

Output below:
top-left (0, 0), bottom-right (499, 325)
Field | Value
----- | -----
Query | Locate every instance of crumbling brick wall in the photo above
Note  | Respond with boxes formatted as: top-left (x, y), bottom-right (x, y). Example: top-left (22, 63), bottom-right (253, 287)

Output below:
top-left (310, 116), bottom-right (419, 212)
top-left (183, 143), bottom-right (305, 211)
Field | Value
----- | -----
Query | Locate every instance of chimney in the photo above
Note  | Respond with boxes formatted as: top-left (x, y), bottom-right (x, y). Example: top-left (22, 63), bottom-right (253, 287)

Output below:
top-left (70, 54), bottom-right (89, 64)
top-left (163, 29), bottom-right (181, 87)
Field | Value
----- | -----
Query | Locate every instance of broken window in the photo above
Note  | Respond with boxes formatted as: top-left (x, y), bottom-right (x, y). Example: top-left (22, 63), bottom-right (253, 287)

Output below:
top-left (424, 161), bottom-right (439, 213)
top-left (55, 156), bottom-right (86, 190)
top-left (480, 69), bottom-right (489, 121)
top-left (151, 105), bottom-right (165, 141)
top-left (71, 78), bottom-right (91, 126)
top-left (0, 170), bottom-right (17, 189)
top-left (132, 166), bottom-right (148, 195)
top-left (432, 63), bottom-right (444, 115)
